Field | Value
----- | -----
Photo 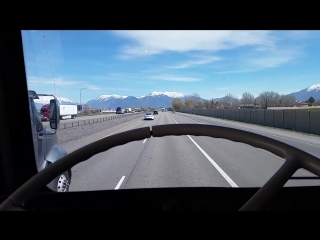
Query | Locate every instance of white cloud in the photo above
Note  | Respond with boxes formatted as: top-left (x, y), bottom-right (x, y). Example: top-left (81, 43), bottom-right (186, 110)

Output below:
top-left (27, 77), bottom-right (85, 86)
top-left (112, 30), bottom-right (276, 58)
top-left (214, 47), bottom-right (301, 74)
top-left (27, 77), bottom-right (101, 90)
top-left (169, 55), bottom-right (222, 69)
top-left (247, 49), bottom-right (299, 68)
top-left (149, 75), bottom-right (200, 82)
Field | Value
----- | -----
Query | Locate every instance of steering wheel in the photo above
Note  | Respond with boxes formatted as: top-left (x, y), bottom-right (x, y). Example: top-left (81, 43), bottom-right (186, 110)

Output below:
top-left (1, 123), bottom-right (320, 211)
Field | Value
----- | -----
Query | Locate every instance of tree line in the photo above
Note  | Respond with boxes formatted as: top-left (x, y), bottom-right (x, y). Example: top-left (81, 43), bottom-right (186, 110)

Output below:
top-left (171, 92), bottom-right (318, 110)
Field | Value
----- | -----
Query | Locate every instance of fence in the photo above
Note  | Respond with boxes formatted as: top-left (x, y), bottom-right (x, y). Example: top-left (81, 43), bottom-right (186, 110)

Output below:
top-left (177, 108), bottom-right (320, 135)
top-left (57, 112), bottom-right (144, 130)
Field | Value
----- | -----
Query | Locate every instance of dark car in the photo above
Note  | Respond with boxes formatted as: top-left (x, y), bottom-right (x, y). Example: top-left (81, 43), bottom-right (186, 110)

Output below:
top-left (116, 107), bottom-right (122, 114)
top-left (153, 110), bottom-right (158, 115)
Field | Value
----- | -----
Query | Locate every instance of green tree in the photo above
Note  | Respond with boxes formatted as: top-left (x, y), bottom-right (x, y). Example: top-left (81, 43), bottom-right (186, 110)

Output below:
top-left (172, 98), bottom-right (183, 110)
top-left (185, 99), bottom-right (195, 109)
top-left (309, 96), bottom-right (315, 103)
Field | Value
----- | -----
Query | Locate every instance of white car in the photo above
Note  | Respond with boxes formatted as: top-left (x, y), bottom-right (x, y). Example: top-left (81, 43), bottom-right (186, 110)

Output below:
top-left (144, 112), bottom-right (154, 120)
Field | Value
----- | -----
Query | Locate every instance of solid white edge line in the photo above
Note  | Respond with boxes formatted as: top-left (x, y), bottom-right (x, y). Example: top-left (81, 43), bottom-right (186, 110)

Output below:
top-left (143, 138), bottom-right (147, 144)
top-left (170, 114), bottom-right (239, 188)
top-left (115, 176), bottom-right (125, 190)
top-left (187, 135), bottom-right (238, 187)
top-left (179, 113), bottom-right (320, 148)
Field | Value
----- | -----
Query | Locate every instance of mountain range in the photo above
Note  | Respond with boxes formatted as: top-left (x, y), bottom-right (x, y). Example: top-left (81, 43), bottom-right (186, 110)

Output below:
top-left (33, 84), bottom-right (320, 110)
top-left (85, 91), bottom-right (207, 109)
top-left (289, 84), bottom-right (320, 101)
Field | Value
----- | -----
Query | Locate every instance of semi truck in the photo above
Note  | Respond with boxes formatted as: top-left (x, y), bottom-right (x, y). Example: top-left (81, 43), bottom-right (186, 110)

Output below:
top-left (40, 104), bottom-right (78, 121)
top-left (125, 107), bottom-right (132, 113)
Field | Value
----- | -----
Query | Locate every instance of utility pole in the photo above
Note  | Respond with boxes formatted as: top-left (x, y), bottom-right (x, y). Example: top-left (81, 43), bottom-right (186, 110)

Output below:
top-left (80, 88), bottom-right (86, 106)
top-left (43, 35), bottom-right (57, 96)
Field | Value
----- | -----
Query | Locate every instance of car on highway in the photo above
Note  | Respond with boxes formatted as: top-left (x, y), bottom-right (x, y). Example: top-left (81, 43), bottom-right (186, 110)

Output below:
top-left (153, 110), bottom-right (158, 115)
top-left (144, 112), bottom-right (154, 120)
top-left (116, 107), bottom-right (124, 114)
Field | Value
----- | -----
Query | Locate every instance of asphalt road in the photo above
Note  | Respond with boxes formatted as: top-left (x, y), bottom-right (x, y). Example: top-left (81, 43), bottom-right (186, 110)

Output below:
top-left (61, 112), bottom-right (320, 191)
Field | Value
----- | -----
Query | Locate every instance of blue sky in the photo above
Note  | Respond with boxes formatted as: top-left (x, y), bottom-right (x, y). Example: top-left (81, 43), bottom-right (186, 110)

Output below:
top-left (22, 30), bottom-right (320, 103)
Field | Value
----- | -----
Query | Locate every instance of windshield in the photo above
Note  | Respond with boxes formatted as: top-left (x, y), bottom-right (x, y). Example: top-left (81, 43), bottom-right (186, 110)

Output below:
top-left (21, 30), bottom-right (320, 192)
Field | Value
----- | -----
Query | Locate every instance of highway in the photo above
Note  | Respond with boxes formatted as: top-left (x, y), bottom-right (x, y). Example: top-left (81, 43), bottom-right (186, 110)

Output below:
top-left (61, 112), bottom-right (320, 191)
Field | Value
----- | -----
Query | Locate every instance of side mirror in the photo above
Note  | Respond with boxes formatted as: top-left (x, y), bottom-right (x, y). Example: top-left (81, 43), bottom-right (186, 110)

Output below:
top-left (49, 99), bottom-right (60, 129)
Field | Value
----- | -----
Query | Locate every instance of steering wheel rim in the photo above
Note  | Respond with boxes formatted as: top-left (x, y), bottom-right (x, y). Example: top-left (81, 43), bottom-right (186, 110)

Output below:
top-left (1, 123), bottom-right (320, 211)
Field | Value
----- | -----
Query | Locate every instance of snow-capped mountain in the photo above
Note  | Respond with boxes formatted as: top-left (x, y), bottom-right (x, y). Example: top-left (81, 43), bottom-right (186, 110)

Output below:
top-left (34, 96), bottom-right (77, 111)
top-left (148, 91), bottom-right (186, 98)
top-left (86, 91), bottom-right (190, 108)
top-left (289, 83), bottom-right (320, 101)
top-left (96, 94), bottom-right (127, 101)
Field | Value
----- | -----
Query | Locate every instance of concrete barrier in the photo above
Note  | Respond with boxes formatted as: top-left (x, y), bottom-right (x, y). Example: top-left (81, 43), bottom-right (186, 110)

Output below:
top-left (265, 110), bottom-right (274, 127)
top-left (58, 112), bottom-right (144, 130)
top-left (273, 110), bottom-right (284, 128)
top-left (176, 108), bottom-right (320, 135)
top-left (283, 110), bottom-right (295, 130)
top-left (257, 110), bottom-right (265, 126)
top-left (310, 111), bottom-right (320, 135)
top-left (295, 110), bottom-right (310, 133)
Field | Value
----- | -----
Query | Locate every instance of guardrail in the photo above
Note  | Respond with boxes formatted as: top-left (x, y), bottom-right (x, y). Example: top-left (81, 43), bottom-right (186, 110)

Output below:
top-left (177, 108), bottom-right (320, 135)
top-left (58, 112), bottom-right (144, 130)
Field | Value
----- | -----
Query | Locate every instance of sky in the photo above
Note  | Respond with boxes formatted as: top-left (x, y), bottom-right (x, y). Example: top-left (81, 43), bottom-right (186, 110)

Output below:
top-left (21, 30), bottom-right (320, 103)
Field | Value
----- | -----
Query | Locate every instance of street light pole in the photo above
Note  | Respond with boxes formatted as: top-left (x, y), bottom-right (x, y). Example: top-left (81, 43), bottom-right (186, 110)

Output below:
top-left (43, 35), bottom-right (57, 97)
top-left (80, 88), bottom-right (86, 108)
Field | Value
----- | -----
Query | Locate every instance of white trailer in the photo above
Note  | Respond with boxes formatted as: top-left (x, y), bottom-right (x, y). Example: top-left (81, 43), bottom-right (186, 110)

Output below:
top-left (60, 104), bottom-right (78, 119)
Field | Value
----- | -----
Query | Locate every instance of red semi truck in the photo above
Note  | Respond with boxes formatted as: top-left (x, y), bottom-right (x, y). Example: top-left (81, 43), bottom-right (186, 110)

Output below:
top-left (39, 104), bottom-right (50, 121)
top-left (40, 104), bottom-right (81, 121)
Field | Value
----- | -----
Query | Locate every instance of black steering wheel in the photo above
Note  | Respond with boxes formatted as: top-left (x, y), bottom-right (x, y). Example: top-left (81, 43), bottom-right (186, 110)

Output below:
top-left (1, 124), bottom-right (320, 211)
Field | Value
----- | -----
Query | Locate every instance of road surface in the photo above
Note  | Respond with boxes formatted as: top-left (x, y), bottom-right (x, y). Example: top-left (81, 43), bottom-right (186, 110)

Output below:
top-left (60, 112), bottom-right (320, 191)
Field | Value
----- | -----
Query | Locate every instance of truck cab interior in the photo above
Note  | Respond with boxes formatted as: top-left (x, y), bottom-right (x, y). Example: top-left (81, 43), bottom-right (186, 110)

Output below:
top-left (1, 30), bottom-right (320, 211)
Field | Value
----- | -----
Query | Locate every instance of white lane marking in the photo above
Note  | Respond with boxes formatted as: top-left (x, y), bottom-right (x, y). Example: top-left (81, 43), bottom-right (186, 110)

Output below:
top-left (178, 113), bottom-right (320, 148)
top-left (187, 136), bottom-right (239, 187)
top-left (170, 114), bottom-right (178, 124)
top-left (115, 176), bottom-right (125, 190)
top-left (176, 114), bottom-right (286, 161)
top-left (143, 138), bottom-right (147, 144)
top-left (170, 114), bottom-right (239, 188)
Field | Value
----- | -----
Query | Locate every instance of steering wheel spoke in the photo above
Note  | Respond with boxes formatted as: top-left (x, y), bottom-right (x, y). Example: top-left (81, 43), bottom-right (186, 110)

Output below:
top-left (239, 155), bottom-right (300, 211)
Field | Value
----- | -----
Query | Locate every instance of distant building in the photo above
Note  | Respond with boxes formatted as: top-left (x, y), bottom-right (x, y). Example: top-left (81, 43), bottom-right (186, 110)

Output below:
top-left (295, 101), bottom-right (309, 107)
top-left (238, 104), bottom-right (258, 109)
